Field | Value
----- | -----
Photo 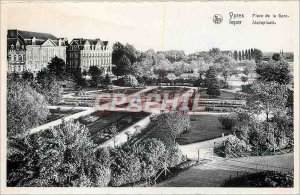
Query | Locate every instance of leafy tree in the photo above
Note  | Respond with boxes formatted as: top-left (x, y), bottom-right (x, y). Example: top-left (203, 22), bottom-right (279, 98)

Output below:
top-left (238, 51), bottom-right (242, 61)
top-left (7, 136), bottom-right (40, 187)
top-left (150, 113), bottom-right (190, 146)
top-left (47, 56), bottom-right (66, 80)
top-left (7, 78), bottom-right (49, 137)
top-left (272, 53), bottom-right (281, 61)
top-left (35, 69), bottom-right (62, 105)
top-left (110, 147), bottom-right (142, 186)
top-left (22, 71), bottom-right (34, 82)
top-left (102, 74), bottom-right (112, 88)
top-left (246, 81), bottom-right (288, 121)
top-left (72, 68), bottom-right (87, 89)
top-left (233, 50), bottom-right (238, 60)
top-left (252, 49), bottom-right (263, 63)
top-left (209, 48), bottom-right (221, 57)
top-left (112, 42), bottom-right (138, 77)
top-left (206, 66), bottom-right (221, 97)
top-left (241, 76), bottom-right (248, 84)
top-left (242, 50), bottom-right (245, 60)
top-left (243, 68), bottom-right (250, 76)
top-left (20, 121), bottom-right (111, 187)
top-left (250, 48), bottom-right (254, 59)
top-left (88, 66), bottom-right (102, 87)
top-left (256, 59), bottom-right (291, 84)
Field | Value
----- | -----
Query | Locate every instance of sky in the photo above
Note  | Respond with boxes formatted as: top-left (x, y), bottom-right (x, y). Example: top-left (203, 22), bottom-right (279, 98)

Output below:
top-left (2, 1), bottom-right (298, 54)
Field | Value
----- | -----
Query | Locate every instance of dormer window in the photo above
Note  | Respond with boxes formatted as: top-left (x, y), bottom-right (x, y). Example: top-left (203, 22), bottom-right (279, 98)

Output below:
top-left (32, 37), bottom-right (36, 45)
top-left (16, 41), bottom-right (20, 50)
top-left (11, 45), bottom-right (14, 49)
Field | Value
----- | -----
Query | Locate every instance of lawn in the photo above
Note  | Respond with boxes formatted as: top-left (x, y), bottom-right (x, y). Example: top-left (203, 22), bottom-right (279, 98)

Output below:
top-left (197, 89), bottom-right (237, 100)
top-left (177, 114), bottom-right (230, 145)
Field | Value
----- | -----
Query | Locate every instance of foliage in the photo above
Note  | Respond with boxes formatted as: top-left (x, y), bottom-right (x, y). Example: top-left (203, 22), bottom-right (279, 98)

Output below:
top-left (150, 112), bottom-right (191, 146)
top-left (241, 76), bottom-right (248, 83)
top-left (218, 114), bottom-right (237, 130)
top-left (241, 84), bottom-right (253, 94)
top-left (8, 121), bottom-right (112, 187)
top-left (72, 68), bottom-right (87, 89)
top-left (272, 53), bottom-right (281, 61)
top-left (256, 59), bottom-right (291, 84)
top-left (22, 71), bottom-right (34, 82)
top-left (36, 69), bottom-right (62, 105)
top-left (223, 171), bottom-right (293, 187)
top-left (48, 56), bottom-right (67, 80)
top-left (252, 48), bottom-right (263, 62)
top-left (88, 66), bottom-right (102, 87)
top-left (7, 78), bottom-right (49, 136)
top-left (246, 81), bottom-right (288, 121)
top-left (205, 66), bottom-right (221, 97)
top-left (110, 147), bottom-right (142, 186)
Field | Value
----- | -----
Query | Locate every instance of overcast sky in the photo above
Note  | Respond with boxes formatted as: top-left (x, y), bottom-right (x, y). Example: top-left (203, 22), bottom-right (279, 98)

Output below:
top-left (2, 1), bottom-right (298, 54)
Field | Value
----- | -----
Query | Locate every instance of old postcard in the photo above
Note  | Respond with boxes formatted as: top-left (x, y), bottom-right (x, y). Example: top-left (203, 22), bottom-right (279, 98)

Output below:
top-left (0, 0), bottom-right (299, 194)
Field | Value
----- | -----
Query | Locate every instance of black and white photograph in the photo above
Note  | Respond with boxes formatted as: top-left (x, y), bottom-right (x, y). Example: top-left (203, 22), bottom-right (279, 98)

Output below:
top-left (0, 1), bottom-right (299, 194)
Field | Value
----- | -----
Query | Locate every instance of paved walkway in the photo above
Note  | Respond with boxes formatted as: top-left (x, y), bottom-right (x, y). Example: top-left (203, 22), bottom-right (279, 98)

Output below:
top-left (179, 135), bottom-right (233, 160)
top-left (158, 153), bottom-right (294, 187)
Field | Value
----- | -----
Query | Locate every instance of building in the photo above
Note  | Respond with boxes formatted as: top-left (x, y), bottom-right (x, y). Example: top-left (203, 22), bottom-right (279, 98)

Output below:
top-left (7, 29), bottom-right (68, 74)
top-left (67, 38), bottom-right (112, 74)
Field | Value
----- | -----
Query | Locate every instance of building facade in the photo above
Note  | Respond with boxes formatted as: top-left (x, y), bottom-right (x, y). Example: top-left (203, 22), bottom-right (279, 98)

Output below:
top-left (7, 29), bottom-right (68, 74)
top-left (67, 38), bottom-right (112, 74)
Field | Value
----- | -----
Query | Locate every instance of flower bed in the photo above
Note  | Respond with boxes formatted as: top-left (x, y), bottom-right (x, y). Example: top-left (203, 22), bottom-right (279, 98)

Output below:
top-left (78, 111), bottom-right (150, 144)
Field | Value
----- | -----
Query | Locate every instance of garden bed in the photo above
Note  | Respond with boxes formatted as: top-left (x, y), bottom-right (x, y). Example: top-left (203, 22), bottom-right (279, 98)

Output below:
top-left (46, 108), bottom-right (85, 122)
top-left (77, 111), bottom-right (150, 144)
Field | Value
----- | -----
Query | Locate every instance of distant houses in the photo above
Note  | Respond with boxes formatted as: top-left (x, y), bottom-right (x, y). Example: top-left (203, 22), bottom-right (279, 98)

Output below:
top-left (7, 29), bottom-right (112, 74)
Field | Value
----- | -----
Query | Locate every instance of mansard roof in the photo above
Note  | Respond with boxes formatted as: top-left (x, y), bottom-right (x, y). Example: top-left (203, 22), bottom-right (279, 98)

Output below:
top-left (17, 30), bottom-right (58, 40)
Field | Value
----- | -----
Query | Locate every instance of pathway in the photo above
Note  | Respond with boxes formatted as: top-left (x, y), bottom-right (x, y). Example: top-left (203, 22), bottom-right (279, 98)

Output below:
top-left (158, 153), bottom-right (294, 187)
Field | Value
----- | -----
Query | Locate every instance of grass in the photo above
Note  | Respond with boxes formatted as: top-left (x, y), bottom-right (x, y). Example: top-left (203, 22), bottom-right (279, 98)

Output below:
top-left (197, 90), bottom-right (237, 100)
top-left (177, 114), bottom-right (230, 145)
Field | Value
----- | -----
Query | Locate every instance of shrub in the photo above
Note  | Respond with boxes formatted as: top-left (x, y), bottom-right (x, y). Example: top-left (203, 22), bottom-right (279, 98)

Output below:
top-left (110, 148), bottom-right (142, 186)
top-left (241, 84), bottom-right (253, 94)
top-left (218, 115), bottom-right (237, 130)
top-left (223, 171), bottom-right (294, 187)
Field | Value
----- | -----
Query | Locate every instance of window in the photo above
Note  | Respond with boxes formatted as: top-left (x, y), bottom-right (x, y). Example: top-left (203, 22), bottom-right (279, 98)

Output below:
top-left (11, 45), bottom-right (14, 49)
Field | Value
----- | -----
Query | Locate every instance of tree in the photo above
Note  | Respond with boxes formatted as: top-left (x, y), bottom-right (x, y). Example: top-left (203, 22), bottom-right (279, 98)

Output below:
top-left (72, 68), bottom-right (87, 89)
top-left (209, 48), bottom-right (221, 57)
top-left (16, 120), bottom-right (111, 187)
top-left (35, 69), bottom-right (62, 105)
top-left (246, 81), bottom-right (288, 121)
top-left (241, 76), bottom-right (248, 84)
top-left (233, 50), bottom-right (238, 60)
top-left (7, 78), bottom-right (49, 137)
top-left (243, 68), bottom-right (250, 76)
top-left (247, 49), bottom-right (251, 60)
top-left (206, 66), bottom-right (221, 97)
top-left (88, 66), bottom-right (102, 87)
top-left (22, 71), bottom-right (34, 82)
top-left (256, 59), bottom-right (291, 84)
top-left (47, 56), bottom-right (66, 80)
top-left (238, 51), bottom-right (242, 61)
top-left (272, 53), bottom-right (281, 61)
top-left (250, 48), bottom-right (254, 59)
top-left (252, 49), bottom-right (263, 63)
top-left (242, 50), bottom-right (245, 60)
top-left (245, 50), bottom-right (249, 60)
top-left (112, 42), bottom-right (138, 77)
top-left (102, 74), bottom-right (111, 88)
